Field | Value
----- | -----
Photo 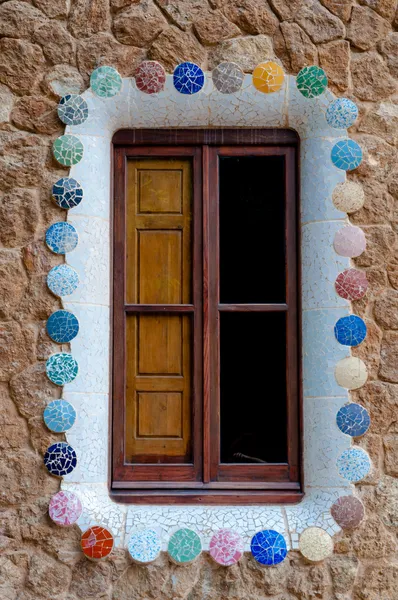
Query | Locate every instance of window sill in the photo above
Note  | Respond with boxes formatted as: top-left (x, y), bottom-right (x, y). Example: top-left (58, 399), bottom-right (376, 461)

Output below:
top-left (110, 489), bottom-right (304, 505)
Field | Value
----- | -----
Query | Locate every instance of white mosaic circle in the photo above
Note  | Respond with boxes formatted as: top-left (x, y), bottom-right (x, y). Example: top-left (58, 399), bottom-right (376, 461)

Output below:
top-left (299, 527), bottom-right (333, 562)
top-left (47, 264), bottom-right (79, 297)
top-left (335, 357), bottom-right (368, 390)
top-left (127, 529), bottom-right (161, 564)
top-left (326, 98), bottom-right (358, 129)
top-left (332, 181), bottom-right (365, 213)
top-left (337, 448), bottom-right (371, 482)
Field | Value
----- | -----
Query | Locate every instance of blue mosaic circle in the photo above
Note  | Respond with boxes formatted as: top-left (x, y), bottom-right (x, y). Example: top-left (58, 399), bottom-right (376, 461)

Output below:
top-left (326, 98), bottom-right (358, 129)
top-left (44, 442), bottom-right (77, 477)
top-left (43, 399), bottom-right (77, 433)
top-left (336, 403), bottom-right (370, 437)
top-left (334, 315), bottom-right (367, 347)
top-left (46, 353), bottom-right (78, 386)
top-left (173, 62), bottom-right (204, 95)
top-left (90, 66), bottom-right (122, 98)
top-left (52, 177), bottom-right (83, 210)
top-left (47, 264), bottom-right (79, 297)
top-left (337, 448), bottom-right (371, 482)
top-left (47, 310), bottom-right (79, 344)
top-left (58, 94), bottom-right (88, 126)
top-left (128, 529), bottom-right (162, 564)
top-left (251, 530), bottom-right (287, 566)
top-left (46, 222), bottom-right (78, 255)
top-left (331, 140), bottom-right (362, 171)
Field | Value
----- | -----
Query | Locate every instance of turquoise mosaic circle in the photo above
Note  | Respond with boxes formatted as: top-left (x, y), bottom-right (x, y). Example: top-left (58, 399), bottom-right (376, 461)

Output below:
top-left (250, 530), bottom-right (287, 566)
top-left (44, 399), bottom-right (77, 433)
top-left (173, 62), bottom-right (204, 95)
top-left (47, 310), bottom-right (79, 344)
top-left (336, 403), bottom-right (370, 437)
top-left (58, 94), bottom-right (88, 126)
top-left (128, 529), bottom-right (162, 564)
top-left (47, 264), bottom-right (79, 297)
top-left (168, 528), bottom-right (202, 564)
top-left (46, 353), bottom-right (78, 386)
top-left (53, 135), bottom-right (83, 167)
top-left (90, 66), bottom-right (122, 98)
top-left (52, 177), bottom-right (83, 210)
top-left (44, 442), bottom-right (77, 477)
top-left (326, 98), bottom-right (358, 129)
top-left (334, 315), bottom-right (367, 347)
top-left (296, 66), bottom-right (328, 99)
top-left (331, 140), bottom-right (362, 171)
top-left (337, 448), bottom-right (371, 482)
top-left (46, 222), bottom-right (78, 254)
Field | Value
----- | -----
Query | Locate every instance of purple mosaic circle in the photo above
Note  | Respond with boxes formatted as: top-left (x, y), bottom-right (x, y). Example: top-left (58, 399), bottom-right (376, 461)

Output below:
top-left (333, 226), bottom-right (366, 258)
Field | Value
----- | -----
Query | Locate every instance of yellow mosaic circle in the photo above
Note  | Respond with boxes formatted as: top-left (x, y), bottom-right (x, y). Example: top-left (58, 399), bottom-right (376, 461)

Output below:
top-left (252, 61), bottom-right (285, 94)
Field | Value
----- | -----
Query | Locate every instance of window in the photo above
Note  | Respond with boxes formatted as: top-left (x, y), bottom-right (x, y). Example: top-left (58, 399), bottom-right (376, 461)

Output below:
top-left (112, 129), bottom-right (301, 504)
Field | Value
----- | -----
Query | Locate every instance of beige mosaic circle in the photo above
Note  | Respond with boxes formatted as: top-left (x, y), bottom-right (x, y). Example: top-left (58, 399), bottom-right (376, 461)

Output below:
top-left (299, 527), bottom-right (333, 562)
top-left (335, 357), bottom-right (368, 390)
top-left (332, 181), bottom-right (365, 213)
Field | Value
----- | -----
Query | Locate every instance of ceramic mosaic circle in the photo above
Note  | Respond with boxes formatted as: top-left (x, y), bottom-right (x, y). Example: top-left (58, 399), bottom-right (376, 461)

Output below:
top-left (135, 60), bottom-right (166, 94)
top-left (335, 357), bottom-right (368, 390)
top-left (299, 527), bottom-right (333, 562)
top-left (173, 62), bottom-right (204, 95)
top-left (332, 181), bottom-right (365, 213)
top-left (44, 399), bottom-right (77, 432)
top-left (46, 222), bottom-right (78, 255)
top-left (252, 61), bottom-right (284, 94)
top-left (334, 315), bottom-right (367, 347)
top-left (127, 529), bottom-right (162, 564)
top-left (326, 98), bottom-right (358, 129)
top-left (331, 495), bottom-right (365, 529)
top-left (52, 177), bottom-right (83, 210)
top-left (81, 526), bottom-right (114, 560)
top-left (296, 66), bottom-right (328, 99)
top-left (333, 225), bottom-right (366, 258)
top-left (167, 528), bottom-right (202, 564)
top-left (335, 269), bottom-right (368, 301)
top-left (336, 403), bottom-right (370, 437)
top-left (212, 61), bottom-right (244, 94)
top-left (49, 490), bottom-right (82, 526)
top-left (57, 94), bottom-right (88, 126)
top-left (331, 140), bottom-right (362, 171)
top-left (337, 447), bottom-right (371, 482)
top-left (90, 66), bottom-right (122, 98)
top-left (46, 353), bottom-right (78, 386)
top-left (250, 530), bottom-right (287, 566)
top-left (53, 135), bottom-right (83, 167)
top-left (47, 310), bottom-right (79, 343)
top-left (209, 529), bottom-right (244, 566)
top-left (47, 264), bottom-right (79, 297)
top-left (44, 442), bottom-right (77, 477)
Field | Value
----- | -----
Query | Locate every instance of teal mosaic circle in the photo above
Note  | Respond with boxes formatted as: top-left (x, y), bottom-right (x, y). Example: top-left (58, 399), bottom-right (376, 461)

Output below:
top-left (46, 353), bottom-right (78, 386)
top-left (44, 399), bottom-right (77, 433)
top-left (53, 135), bottom-right (83, 166)
top-left (47, 264), bottom-right (79, 297)
top-left (46, 222), bottom-right (78, 254)
top-left (296, 66), bottom-right (328, 99)
top-left (168, 529), bottom-right (202, 564)
top-left (90, 66), bottom-right (122, 98)
top-left (331, 140), bottom-right (362, 171)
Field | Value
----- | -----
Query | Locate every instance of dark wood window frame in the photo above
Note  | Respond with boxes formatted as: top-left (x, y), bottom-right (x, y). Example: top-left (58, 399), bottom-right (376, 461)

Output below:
top-left (111, 129), bottom-right (303, 505)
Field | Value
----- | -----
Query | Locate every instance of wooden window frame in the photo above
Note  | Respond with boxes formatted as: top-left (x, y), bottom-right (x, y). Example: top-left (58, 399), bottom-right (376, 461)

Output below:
top-left (111, 129), bottom-right (303, 505)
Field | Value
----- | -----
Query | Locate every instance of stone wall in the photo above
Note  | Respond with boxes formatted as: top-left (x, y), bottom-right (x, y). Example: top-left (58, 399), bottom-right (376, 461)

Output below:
top-left (0, 0), bottom-right (398, 598)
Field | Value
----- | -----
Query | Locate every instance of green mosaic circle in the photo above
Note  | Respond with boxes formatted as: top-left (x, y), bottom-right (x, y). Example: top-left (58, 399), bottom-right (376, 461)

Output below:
top-left (167, 528), bottom-right (202, 564)
top-left (90, 66), bottom-right (122, 98)
top-left (296, 66), bottom-right (328, 99)
top-left (53, 135), bottom-right (83, 166)
top-left (46, 353), bottom-right (78, 386)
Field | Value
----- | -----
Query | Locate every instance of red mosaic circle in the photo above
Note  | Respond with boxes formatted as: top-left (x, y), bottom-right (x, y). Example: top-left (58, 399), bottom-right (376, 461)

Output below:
top-left (335, 269), bottom-right (368, 301)
top-left (135, 61), bottom-right (166, 94)
top-left (331, 495), bottom-right (365, 529)
top-left (81, 526), bottom-right (114, 560)
top-left (209, 529), bottom-right (244, 566)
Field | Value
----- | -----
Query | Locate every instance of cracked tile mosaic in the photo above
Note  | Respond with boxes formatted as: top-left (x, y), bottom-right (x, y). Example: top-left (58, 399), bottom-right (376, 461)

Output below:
top-left (44, 399), bottom-right (77, 433)
top-left (326, 98), bottom-right (358, 129)
top-left (90, 66), bottom-right (122, 98)
top-left (250, 530), bottom-right (287, 566)
top-left (331, 140), bottom-right (363, 171)
top-left (212, 61), bottom-right (244, 94)
top-left (81, 526), bottom-right (114, 560)
top-left (46, 353), bottom-right (78, 386)
top-left (336, 403), bottom-right (370, 437)
top-left (58, 94), bottom-right (88, 126)
top-left (47, 309), bottom-right (79, 344)
top-left (337, 448), bottom-right (371, 482)
top-left (299, 527), bottom-right (333, 562)
top-left (296, 66), bottom-right (328, 99)
top-left (252, 61), bottom-right (284, 94)
top-left (333, 225), bottom-right (366, 258)
top-left (334, 315), bottom-right (367, 347)
top-left (49, 490), bottom-right (82, 526)
top-left (135, 61), bottom-right (166, 94)
top-left (44, 442), bottom-right (77, 477)
top-left (167, 528), bottom-right (202, 565)
top-left (128, 529), bottom-right (162, 564)
top-left (53, 135), bottom-right (83, 166)
top-left (52, 177), bottom-right (83, 210)
top-left (335, 269), bottom-right (368, 301)
top-left (332, 181), bottom-right (365, 213)
top-left (173, 62), bottom-right (204, 95)
top-left (335, 356), bottom-right (368, 390)
top-left (209, 529), bottom-right (244, 566)
top-left (47, 264), bottom-right (79, 297)
top-left (331, 496), bottom-right (365, 529)
top-left (46, 222), bottom-right (78, 255)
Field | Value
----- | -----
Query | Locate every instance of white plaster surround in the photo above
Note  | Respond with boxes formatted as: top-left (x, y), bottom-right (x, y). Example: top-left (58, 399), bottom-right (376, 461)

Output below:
top-left (59, 73), bottom-right (358, 551)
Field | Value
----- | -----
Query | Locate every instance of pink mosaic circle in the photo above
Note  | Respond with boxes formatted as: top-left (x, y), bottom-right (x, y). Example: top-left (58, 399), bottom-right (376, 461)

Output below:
top-left (335, 269), bottom-right (368, 301)
top-left (49, 490), bottom-right (82, 527)
top-left (333, 226), bottom-right (366, 258)
top-left (331, 495), bottom-right (365, 529)
top-left (209, 529), bottom-right (244, 566)
top-left (135, 61), bottom-right (166, 94)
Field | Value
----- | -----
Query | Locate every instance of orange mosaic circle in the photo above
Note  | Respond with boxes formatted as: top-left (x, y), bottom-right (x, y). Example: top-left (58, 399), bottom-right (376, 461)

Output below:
top-left (252, 61), bottom-right (284, 94)
top-left (81, 526), bottom-right (114, 560)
